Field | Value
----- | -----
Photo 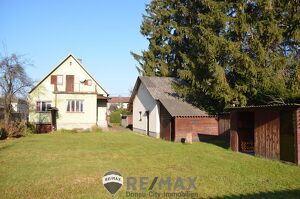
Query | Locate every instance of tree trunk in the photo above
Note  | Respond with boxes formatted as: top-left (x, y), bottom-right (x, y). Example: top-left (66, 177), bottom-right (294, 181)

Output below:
top-left (4, 94), bottom-right (12, 130)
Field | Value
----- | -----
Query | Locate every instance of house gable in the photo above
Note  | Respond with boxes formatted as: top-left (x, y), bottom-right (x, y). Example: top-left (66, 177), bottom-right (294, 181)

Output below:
top-left (29, 54), bottom-right (108, 96)
top-left (132, 80), bottom-right (160, 137)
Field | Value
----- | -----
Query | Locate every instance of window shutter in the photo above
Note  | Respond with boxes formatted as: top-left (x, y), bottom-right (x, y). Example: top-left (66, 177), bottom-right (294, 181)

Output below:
top-left (36, 102), bottom-right (40, 112)
top-left (51, 75), bottom-right (57, 85)
top-left (66, 75), bottom-right (74, 92)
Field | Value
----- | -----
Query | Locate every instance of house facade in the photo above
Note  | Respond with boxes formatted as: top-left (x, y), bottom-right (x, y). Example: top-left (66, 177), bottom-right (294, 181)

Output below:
top-left (29, 54), bottom-right (108, 132)
top-left (129, 76), bottom-right (221, 142)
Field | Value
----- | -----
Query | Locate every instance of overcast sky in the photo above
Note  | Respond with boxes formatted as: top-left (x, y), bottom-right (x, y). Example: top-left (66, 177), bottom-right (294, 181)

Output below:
top-left (0, 0), bottom-right (150, 96)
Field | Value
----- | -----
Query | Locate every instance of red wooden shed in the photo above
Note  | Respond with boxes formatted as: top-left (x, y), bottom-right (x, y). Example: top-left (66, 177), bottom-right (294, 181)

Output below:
top-left (229, 104), bottom-right (300, 165)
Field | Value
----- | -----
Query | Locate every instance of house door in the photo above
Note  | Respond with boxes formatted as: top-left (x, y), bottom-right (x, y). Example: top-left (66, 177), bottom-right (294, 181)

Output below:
top-left (146, 111), bottom-right (149, 136)
top-left (51, 108), bottom-right (58, 131)
top-left (66, 75), bottom-right (74, 92)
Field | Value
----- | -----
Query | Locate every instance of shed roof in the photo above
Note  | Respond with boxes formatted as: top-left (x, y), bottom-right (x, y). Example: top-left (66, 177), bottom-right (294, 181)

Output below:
top-left (227, 104), bottom-right (300, 111)
top-left (130, 76), bottom-right (208, 117)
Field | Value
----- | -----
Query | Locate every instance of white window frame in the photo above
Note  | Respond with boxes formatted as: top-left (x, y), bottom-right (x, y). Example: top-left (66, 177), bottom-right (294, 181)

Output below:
top-left (36, 101), bottom-right (51, 112)
top-left (66, 100), bottom-right (84, 113)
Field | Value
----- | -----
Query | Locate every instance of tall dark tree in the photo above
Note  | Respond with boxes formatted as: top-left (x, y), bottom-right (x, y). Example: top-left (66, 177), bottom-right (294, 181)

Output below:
top-left (0, 53), bottom-right (32, 130)
top-left (132, 0), bottom-right (300, 114)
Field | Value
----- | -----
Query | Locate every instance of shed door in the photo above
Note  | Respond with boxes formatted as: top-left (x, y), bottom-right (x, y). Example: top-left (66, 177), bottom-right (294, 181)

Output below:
top-left (66, 75), bottom-right (74, 92)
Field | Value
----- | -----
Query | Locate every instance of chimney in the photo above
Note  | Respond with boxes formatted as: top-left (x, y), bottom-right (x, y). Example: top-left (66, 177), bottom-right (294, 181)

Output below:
top-left (77, 58), bottom-right (82, 63)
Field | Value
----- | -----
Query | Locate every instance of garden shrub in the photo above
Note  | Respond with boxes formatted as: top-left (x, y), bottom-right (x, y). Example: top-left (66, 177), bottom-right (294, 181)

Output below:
top-left (7, 121), bottom-right (26, 138)
top-left (0, 127), bottom-right (7, 140)
top-left (110, 109), bottom-right (131, 124)
top-left (110, 110), bottom-right (122, 123)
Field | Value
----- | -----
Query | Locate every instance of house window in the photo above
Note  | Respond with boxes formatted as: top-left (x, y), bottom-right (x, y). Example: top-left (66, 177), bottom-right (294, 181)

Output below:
top-left (51, 75), bottom-right (63, 85)
top-left (139, 111), bottom-right (142, 121)
top-left (66, 100), bottom-right (83, 112)
top-left (57, 75), bottom-right (63, 85)
top-left (84, 79), bottom-right (92, 86)
top-left (36, 101), bottom-right (51, 112)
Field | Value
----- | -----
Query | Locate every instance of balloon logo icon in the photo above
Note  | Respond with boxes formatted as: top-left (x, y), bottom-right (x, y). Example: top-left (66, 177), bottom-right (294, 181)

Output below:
top-left (102, 171), bottom-right (123, 196)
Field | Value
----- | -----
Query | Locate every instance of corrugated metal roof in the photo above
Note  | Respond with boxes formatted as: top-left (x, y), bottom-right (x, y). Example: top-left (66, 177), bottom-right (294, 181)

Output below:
top-left (138, 76), bottom-right (208, 117)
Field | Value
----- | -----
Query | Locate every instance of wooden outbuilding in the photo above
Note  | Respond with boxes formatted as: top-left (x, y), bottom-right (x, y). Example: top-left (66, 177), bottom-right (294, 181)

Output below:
top-left (229, 104), bottom-right (300, 165)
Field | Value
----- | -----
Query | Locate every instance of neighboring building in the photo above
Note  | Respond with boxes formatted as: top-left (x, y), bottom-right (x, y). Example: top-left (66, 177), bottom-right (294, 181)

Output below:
top-left (107, 96), bottom-right (130, 115)
top-left (29, 54), bottom-right (108, 132)
top-left (0, 97), bottom-right (28, 121)
top-left (129, 76), bottom-right (221, 142)
top-left (228, 104), bottom-right (300, 165)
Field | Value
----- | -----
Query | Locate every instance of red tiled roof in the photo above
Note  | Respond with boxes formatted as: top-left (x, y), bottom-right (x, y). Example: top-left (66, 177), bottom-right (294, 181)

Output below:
top-left (109, 97), bottom-right (130, 103)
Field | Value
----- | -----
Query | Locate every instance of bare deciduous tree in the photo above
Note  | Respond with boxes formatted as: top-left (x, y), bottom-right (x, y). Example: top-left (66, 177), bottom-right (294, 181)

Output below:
top-left (0, 53), bottom-right (32, 132)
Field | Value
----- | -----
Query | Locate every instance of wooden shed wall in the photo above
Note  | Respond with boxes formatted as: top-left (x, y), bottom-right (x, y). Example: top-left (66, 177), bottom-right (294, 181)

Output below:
top-left (218, 114), bottom-right (230, 138)
top-left (230, 108), bottom-right (300, 165)
top-left (230, 112), bottom-right (238, 151)
top-left (174, 117), bottom-right (219, 142)
top-left (295, 108), bottom-right (300, 165)
top-left (254, 110), bottom-right (280, 160)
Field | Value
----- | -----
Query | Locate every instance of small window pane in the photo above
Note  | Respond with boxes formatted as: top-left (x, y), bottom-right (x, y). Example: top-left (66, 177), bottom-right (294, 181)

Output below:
top-left (57, 75), bottom-right (63, 85)
top-left (71, 101), bottom-right (75, 112)
top-left (42, 102), bottom-right (46, 112)
top-left (76, 101), bottom-right (79, 112)
top-left (67, 101), bottom-right (70, 112)
top-left (80, 101), bottom-right (83, 112)
top-left (46, 103), bottom-right (51, 111)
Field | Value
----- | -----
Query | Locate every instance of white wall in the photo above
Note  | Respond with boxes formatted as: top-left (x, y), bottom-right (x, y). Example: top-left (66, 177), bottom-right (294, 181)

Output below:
top-left (97, 100), bottom-right (107, 127)
top-left (132, 83), bottom-right (160, 138)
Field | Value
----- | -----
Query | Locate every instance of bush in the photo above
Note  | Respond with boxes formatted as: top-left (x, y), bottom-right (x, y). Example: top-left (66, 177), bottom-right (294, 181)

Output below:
top-left (25, 123), bottom-right (36, 135)
top-left (0, 127), bottom-right (7, 140)
top-left (110, 109), bottom-right (131, 124)
top-left (6, 121), bottom-right (26, 138)
top-left (110, 110), bottom-right (121, 123)
top-left (0, 121), bottom-right (37, 139)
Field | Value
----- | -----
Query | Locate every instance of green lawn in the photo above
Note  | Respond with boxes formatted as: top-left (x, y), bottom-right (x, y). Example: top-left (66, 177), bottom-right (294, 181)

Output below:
top-left (0, 131), bottom-right (300, 199)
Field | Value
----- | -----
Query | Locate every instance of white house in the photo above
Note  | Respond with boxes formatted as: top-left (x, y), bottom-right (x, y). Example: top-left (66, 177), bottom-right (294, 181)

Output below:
top-left (29, 54), bottom-right (108, 132)
top-left (129, 76), bottom-right (219, 142)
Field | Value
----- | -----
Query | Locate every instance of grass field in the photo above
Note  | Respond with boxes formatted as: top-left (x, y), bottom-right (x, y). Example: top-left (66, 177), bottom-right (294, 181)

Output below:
top-left (0, 131), bottom-right (300, 199)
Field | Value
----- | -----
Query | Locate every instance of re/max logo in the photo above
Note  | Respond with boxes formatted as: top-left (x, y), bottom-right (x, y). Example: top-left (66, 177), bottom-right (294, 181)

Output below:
top-left (126, 177), bottom-right (197, 191)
